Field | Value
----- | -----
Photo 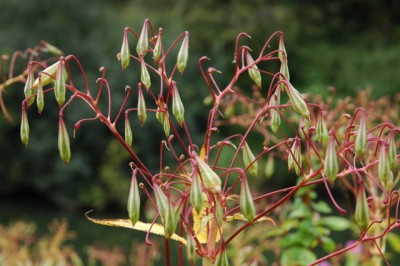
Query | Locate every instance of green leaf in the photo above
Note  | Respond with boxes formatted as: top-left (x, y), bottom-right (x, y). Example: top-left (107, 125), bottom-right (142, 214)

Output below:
top-left (318, 216), bottom-right (351, 231)
top-left (280, 247), bottom-right (317, 266)
top-left (311, 201), bottom-right (332, 214)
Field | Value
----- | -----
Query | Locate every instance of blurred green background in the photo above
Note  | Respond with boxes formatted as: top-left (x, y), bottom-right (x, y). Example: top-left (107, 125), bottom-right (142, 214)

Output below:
top-left (0, 0), bottom-right (399, 262)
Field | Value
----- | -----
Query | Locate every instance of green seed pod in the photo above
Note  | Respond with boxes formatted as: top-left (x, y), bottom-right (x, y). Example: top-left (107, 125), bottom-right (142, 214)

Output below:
top-left (164, 200), bottom-right (177, 238)
top-left (214, 196), bottom-right (224, 225)
top-left (177, 31), bottom-right (189, 74)
top-left (54, 61), bottom-right (66, 107)
top-left (20, 107), bottom-right (29, 147)
top-left (124, 115), bottom-right (133, 146)
top-left (171, 81), bottom-right (185, 125)
top-left (156, 105), bottom-right (165, 125)
top-left (324, 136), bottom-right (338, 183)
top-left (278, 36), bottom-right (286, 63)
top-left (153, 183), bottom-right (168, 223)
top-left (119, 30), bottom-right (130, 70)
top-left (354, 184), bottom-right (370, 230)
top-left (137, 86), bottom-right (147, 126)
top-left (190, 169), bottom-right (203, 214)
top-left (378, 144), bottom-right (393, 191)
top-left (246, 52), bottom-right (262, 87)
top-left (36, 77), bottom-right (45, 114)
top-left (288, 141), bottom-right (302, 176)
top-left (355, 111), bottom-right (367, 157)
top-left (316, 113), bottom-right (329, 146)
top-left (388, 133), bottom-right (397, 171)
top-left (242, 141), bottom-right (258, 176)
top-left (195, 155), bottom-right (221, 194)
top-left (270, 109), bottom-right (280, 133)
top-left (286, 82), bottom-right (310, 119)
top-left (215, 249), bottom-right (229, 266)
top-left (127, 170), bottom-right (140, 226)
top-left (153, 29), bottom-right (162, 63)
top-left (240, 177), bottom-right (256, 222)
top-left (265, 155), bottom-right (275, 179)
top-left (58, 118), bottom-right (71, 164)
top-left (42, 42), bottom-right (63, 56)
top-left (280, 59), bottom-right (290, 81)
top-left (163, 114), bottom-right (170, 137)
top-left (140, 60), bottom-right (151, 90)
top-left (33, 61), bottom-right (65, 89)
top-left (136, 20), bottom-right (148, 57)
top-left (23, 66), bottom-right (35, 107)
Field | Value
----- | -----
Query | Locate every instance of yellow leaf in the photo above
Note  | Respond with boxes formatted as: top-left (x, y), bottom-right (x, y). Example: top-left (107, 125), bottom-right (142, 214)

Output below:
top-left (85, 211), bottom-right (187, 245)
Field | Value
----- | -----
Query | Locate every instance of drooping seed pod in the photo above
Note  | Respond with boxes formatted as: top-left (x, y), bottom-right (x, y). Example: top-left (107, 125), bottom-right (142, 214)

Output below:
top-left (246, 52), bottom-right (262, 87)
top-left (286, 82), bottom-right (310, 119)
top-left (214, 196), bottom-right (224, 225)
top-left (354, 184), bottom-right (370, 230)
top-left (153, 29), bottom-right (162, 63)
top-left (269, 89), bottom-right (281, 133)
top-left (42, 41), bottom-right (63, 56)
top-left (20, 107), bottom-right (29, 147)
top-left (163, 114), bottom-right (170, 137)
top-left (23, 66), bottom-right (35, 107)
top-left (378, 144), bottom-right (393, 191)
top-left (195, 155), bottom-right (221, 194)
top-left (153, 183), bottom-right (168, 223)
top-left (324, 135), bottom-right (338, 183)
top-left (124, 115), bottom-right (133, 146)
top-left (288, 140), bottom-right (302, 176)
top-left (119, 29), bottom-right (130, 70)
top-left (242, 141), bottom-right (258, 176)
top-left (388, 133), bottom-right (397, 171)
top-left (280, 59), bottom-right (290, 82)
top-left (171, 81), bottom-right (185, 125)
top-left (278, 36), bottom-right (286, 63)
top-left (355, 110), bottom-right (367, 157)
top-left (127, 170), bottom-right (140, 226)
top-left (36, 76), bottom-right (45, 114)
top-left (136, 20), bottom-right (148, 57)
top-left (316, 113), bottom-right (329, 146)
top-left (54, 60), bottom-right (66, 107)
top-left (58, 118), bottom-right (71, 164)
top-left (190, 169), bottom-right (203, 214)
top-left (240, 177), bottom-right (256, 222)
top-left (137, 85), bottom-right (147, 126)
top-left (140, 60), bottom-right (151, 90)
top-left (176, 31), bottom-right (189, 74)
top-left (156, 104), bottom-right (165, 125)
top-left (265, 154), bottom-right (275, 179)
top-left (164, 199), bottom-right (178, 238)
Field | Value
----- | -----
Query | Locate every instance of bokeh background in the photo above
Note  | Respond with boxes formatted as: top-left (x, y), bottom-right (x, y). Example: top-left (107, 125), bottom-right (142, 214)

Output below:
top-left (1, 0), bottom-right (399, 263)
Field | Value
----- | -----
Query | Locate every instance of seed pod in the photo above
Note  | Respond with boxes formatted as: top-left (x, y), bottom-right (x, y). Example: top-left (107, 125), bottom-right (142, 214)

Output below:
top-left (378, 144), bottom-right (393, 191)
top-left (246, 52), bottom-right (262, 87)
top-left (33, 61), bottom-right (65, 88)
top-left (119, 30), bottom-right (130, 70)
top-left (355, 110), bottom-right (367, 157)
top-left (156, 105), bottom-right (165, 125)
top-left (42, 42), bottom-right (63, 56)
top-left (214, 197), bottom-right (224, 225)
top-left (242, 141), bottom-right (258, 176)
top-left (316, 113), bottom-right (329, 146)
top-left (36, 77), bottom-right (45, 114)
top-left (288, 141), bottom-right (302, 176)
top-left (171, 82), bottom-right (185, 125)
top-left (140, 60), bottom-right (151, 90)
top-left (265, 155), bottom-right (275, 179)
top-left (280, 59), bottom-right (290, 81)
top-left (137, 86), bottom-right (147, 126)
top-left (195, 155), bottom-right (221, 194)
top-left (354, 184), bottom-right (370, 230)
top-left (324, 135), bottom-right (338, 183)
top-left (177, 31), bottom-right (189, 74)
top-left (190, 169), bottom-right (203, 214)
top-left (388, 133), bottom-right (397, 171)
top-left (58, 118), bottom-right (71, 163)
top-left (20, 107), bottom-right (29, 147)
top-left (54, 60), bottom-right (66, 107)
top-left (153, 183), bottom-right (168, 223)
top-left (286, 82), bottom-right (310, 119)
top-left (23, 66), bottom-right (35, 107)
top-left (163, 114), bottom-right (170, 137)
top-left (124, 115), bottom-right (133, 146)
top-left (164, 199), bottom-right (178, 238)
top-left (270, 109), bottom-right (280, 133)
top-left (127, 170), bottom-right (140, 226)
top-left (278, 36), bottom-right (286, 63)
top-left (136, 20), bottom-right (148, 57)
top-left (240, 177), bottom-right (256, 222)
top-left (153, 29), bottom-right (162, 63)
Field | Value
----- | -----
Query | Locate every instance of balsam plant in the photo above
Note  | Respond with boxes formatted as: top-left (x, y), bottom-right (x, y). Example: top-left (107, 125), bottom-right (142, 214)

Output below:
top-left (5, 18), bottom-right (400, 265)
